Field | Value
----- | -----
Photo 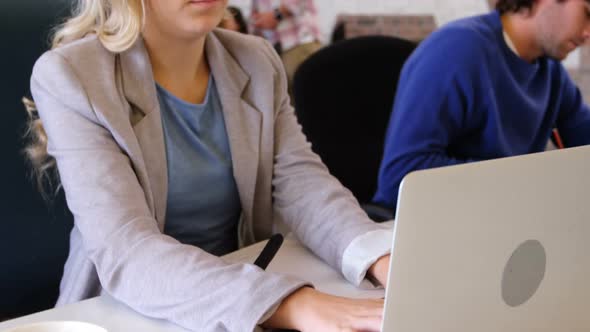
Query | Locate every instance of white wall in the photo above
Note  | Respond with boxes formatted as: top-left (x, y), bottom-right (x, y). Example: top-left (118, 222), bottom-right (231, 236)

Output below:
top-left (229, 0), bottom-right (489, 42)
top-left (228, 0), bottom-right (579, 68)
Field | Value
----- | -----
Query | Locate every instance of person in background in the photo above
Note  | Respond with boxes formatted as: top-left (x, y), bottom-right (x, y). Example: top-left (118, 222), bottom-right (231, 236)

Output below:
top-left (25, 0), bottom-right (392, 331)
top-left (219, 5), bottom-right (249, 34)
top-left (251, 0), bottom-right (322, 93)
top-left (374, 0), bottom-right (590, 211)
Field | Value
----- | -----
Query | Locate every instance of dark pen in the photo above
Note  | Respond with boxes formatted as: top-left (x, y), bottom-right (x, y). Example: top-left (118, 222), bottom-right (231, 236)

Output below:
top-left (253, 233), bottom-right (284, 270)
top-left (254, 234), bottom-right (297, 332)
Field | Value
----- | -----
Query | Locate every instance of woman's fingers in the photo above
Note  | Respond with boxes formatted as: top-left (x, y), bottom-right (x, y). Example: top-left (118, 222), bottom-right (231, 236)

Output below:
top-left (264, 287), bottom-right (386, 332)
top-left (353, 298), bottom-right (384, 316)
top-left (351, 314), bottom-right (383, 332)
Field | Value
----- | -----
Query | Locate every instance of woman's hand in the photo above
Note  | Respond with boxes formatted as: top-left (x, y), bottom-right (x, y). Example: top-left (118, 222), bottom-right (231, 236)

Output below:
top-left (368, 254), bottom-right (391, 287)
top-left (263, 287), bottom-right (384, 332)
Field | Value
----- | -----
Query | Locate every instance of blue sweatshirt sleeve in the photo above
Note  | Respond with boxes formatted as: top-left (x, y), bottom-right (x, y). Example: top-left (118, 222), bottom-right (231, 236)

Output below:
top-left (556, 71), bottom-right (590, 147)
top-left (374, 28), bottom-right (482, 208)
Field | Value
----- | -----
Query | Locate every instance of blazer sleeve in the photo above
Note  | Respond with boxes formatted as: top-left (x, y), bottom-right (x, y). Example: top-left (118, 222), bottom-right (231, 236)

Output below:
top-left (260, 41), bottom-right (389, 279)
top-left (30, 50), bottom-right (308, 332)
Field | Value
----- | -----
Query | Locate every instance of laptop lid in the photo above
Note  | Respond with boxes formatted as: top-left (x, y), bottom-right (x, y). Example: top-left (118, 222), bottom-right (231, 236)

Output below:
top-left (382, 146), bottom-right (590, 331)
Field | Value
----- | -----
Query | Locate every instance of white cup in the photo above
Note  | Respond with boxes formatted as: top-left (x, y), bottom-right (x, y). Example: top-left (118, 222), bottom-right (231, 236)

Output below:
top-left (3, 321), bottom-right (107, 332)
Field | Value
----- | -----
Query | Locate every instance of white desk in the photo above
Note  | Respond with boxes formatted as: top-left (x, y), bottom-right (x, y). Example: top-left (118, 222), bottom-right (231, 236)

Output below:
top-left (0, 234), bottom-right (386, 332)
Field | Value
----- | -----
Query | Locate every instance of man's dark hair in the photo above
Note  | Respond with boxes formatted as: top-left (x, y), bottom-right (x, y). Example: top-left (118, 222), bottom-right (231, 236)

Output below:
top-left (496, 0), bottom-right (588, 14)
top-left (495, 0), bottom-right (536, 14)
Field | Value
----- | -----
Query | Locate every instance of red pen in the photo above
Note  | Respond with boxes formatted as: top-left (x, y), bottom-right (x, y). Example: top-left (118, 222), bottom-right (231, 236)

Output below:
top-left (552, 128), bottom-right (565, 149)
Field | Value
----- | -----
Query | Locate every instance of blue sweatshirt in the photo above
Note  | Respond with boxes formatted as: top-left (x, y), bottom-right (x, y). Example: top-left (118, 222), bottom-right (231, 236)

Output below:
top-left (374, 11), bottom-right (590, 210)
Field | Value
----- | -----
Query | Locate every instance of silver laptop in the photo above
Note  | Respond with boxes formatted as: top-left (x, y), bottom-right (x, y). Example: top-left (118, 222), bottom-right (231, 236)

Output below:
top-left (382, 145), bottom-right (590, 331)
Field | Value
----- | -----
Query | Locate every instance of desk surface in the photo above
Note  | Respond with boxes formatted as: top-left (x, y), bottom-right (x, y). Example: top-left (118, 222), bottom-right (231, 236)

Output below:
top-left (0, 234), bottom-right (386, 332)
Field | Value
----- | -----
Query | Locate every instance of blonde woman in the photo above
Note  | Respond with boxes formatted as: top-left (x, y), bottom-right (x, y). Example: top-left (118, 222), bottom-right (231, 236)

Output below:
top-left (27, 0), bottom-right (392, 331)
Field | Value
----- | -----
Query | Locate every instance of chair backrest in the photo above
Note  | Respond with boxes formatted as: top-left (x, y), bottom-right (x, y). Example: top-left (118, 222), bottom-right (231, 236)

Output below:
top-left (0, 0), bottom-right (74, 319)
top-left (293, 36), bottom-right (416, 204)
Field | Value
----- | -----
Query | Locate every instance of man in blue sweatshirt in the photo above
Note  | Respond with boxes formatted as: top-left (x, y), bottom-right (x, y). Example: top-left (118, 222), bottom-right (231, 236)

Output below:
top-left (374, 0), bottom-right (590, 210)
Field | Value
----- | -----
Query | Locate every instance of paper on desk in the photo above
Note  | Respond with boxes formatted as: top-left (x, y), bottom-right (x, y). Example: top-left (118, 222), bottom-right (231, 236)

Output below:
top-left (223, 234), bottom-right (385, 299)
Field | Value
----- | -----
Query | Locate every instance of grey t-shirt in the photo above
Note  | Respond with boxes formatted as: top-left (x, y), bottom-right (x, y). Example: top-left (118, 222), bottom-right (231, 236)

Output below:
top-left (157, 77), bottom-right (241, 256)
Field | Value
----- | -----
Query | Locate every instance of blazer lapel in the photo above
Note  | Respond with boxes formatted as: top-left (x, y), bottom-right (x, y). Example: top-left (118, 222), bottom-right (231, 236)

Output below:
top-left (116, 33), bottom-right (262, 234)
top-left (119, 38), bottom-right (168, 230)
top-left (205, 33), bottom-right (261, 229)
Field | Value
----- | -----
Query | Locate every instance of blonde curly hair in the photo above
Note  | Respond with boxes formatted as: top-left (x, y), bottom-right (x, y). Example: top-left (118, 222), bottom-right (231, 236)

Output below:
top-left (24, 0), bottom-right (145, 196)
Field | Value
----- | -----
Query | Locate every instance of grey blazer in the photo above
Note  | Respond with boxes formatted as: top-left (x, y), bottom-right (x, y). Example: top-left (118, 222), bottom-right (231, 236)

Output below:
top-left (30, 29), bottom-right (383, 331)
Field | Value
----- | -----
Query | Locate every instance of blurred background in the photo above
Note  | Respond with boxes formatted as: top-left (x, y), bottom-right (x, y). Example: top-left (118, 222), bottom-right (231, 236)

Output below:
top-left (230, 0), bottom-right (585, 92)
top-left (0, 0), bottom-right (588, 320)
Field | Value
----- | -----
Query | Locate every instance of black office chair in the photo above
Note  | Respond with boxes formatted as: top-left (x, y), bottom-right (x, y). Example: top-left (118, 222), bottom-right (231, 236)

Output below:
top-left (293, 36), bottom-right (416, 222)
top-left (0, 0), bottom-right (74, 319)
top-left (330, 21), bottom-right (346, 43)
